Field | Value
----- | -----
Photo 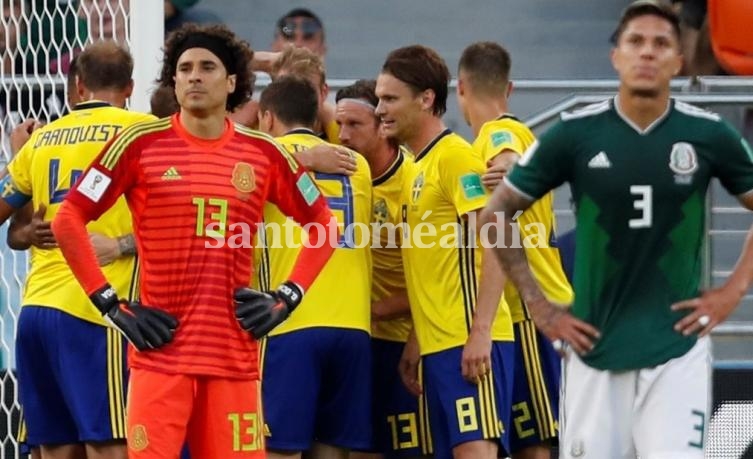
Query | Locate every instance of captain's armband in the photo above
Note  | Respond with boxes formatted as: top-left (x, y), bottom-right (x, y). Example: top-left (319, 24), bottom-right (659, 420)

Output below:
top-left (0, 174), bottom-right (31, 208)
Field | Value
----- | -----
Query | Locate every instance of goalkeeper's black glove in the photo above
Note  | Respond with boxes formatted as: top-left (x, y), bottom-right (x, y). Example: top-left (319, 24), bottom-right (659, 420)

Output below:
top-left (234, 281), bottom-right (303, 340)
top-left (90, 284), bottom-right (179, 351)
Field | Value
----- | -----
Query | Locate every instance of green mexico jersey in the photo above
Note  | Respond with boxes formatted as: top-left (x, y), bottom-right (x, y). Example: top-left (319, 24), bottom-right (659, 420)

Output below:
top-left (507, 97), bottom-right (753, 371)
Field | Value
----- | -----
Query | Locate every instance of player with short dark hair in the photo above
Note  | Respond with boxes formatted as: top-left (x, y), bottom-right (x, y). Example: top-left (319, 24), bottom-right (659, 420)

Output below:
top-left (51, 24), bottom-right (336, 459)
top-left (483, 2), bottom-right (753, 457)
top-left (457, 40), bottom-right (572, 459)
top-left (377, 44), bottom-right (515, 459)
top-left (256, 75), bottom-right (373, 459)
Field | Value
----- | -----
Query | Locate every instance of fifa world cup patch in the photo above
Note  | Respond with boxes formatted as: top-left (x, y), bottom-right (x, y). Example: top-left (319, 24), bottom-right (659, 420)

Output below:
top-left (77, 169), bottom-right (112, 202)
top-left (491, 130), bottom-right (512, 147)
top-left (296, 173), bottom-right (321, 205)
top-left (460, 173), bottom-right (485, 199)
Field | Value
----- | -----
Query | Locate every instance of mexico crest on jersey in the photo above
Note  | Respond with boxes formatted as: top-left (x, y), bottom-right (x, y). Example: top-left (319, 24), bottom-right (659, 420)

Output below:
top-left (232, 162), bottom-right (256, 194)
top-left (373, 198), bottom-right (389, 225)
top-left (411, 171), bottom-right (424, 203)
top-left (669, 142), bottom-right (697, 185)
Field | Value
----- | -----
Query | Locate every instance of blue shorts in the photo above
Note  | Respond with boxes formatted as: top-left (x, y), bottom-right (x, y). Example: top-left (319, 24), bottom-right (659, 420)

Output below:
top-left (261, 327), bottom-right (372, 451)
top-left (16, 306), bottom-right (128, 446)
top-left (422, 342), bottom-right (514, 459)
top-left (371, 338), bottom-right (425, 458)
top-left (510, 320), bottom-right (561, 453)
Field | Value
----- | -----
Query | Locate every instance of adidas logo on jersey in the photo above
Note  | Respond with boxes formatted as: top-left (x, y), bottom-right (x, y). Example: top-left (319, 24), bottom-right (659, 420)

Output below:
top-left (162, 167), bottom-right (182, 180)
top-left (588, 151), bottom-right (611, 168)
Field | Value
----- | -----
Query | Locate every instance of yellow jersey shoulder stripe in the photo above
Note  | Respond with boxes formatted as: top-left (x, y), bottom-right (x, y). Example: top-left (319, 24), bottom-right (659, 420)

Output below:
top-left (100, 118), bottom-right (172, 170)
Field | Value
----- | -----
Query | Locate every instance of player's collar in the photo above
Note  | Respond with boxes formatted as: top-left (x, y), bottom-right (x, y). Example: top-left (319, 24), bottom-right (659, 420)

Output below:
top-left (495, 113), bottom-right (520, 122)
top-left (414, 128), bottom-right (451, 162)
top-left (286, 128), bottom-right (317, 136)
top-left (73, 100), bottom-right (111, 111)
top-left (372, 148), bottom-right (404, 186)
top-left (612, 95), bottom-right (673, 136)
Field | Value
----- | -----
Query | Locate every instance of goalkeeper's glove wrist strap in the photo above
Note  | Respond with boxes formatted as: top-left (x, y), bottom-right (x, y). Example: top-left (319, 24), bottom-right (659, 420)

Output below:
top-left (89, 284), bottom-right (119, 315)
top-left (278, 281), bottom-right (303, 312)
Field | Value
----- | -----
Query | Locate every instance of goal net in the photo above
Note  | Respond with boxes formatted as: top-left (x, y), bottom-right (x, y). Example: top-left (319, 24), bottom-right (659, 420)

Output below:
top-left (0, 1), bottom-right (156, 456)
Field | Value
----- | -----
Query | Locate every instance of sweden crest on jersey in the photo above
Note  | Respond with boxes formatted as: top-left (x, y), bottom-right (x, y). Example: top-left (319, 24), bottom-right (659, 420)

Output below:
top-left (411, 171), bottom-right (424, 205)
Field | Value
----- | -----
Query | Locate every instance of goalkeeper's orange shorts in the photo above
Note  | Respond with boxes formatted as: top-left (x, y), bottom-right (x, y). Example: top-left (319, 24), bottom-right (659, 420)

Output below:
top-left (126, 367), bottom-right (265, 458)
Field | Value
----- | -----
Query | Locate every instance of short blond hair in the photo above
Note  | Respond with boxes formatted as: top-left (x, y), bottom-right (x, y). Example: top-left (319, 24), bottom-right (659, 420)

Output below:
top-left (272, 45), bottom-right (326, 88)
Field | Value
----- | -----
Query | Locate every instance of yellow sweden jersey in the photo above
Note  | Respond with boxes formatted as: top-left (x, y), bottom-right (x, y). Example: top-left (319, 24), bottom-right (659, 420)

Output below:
top-left (402, 130), bottom-right (513, 355)
top-left (323, 119), bottom-right (341, 145)
top-left (7, 102), bottom-right (155, 325)
top-left (371, 147), bottom-right (414, 342)
top-left (473, 116), bottom-right (573, 322)
top-left (255, 129), bottom-right (372, 335)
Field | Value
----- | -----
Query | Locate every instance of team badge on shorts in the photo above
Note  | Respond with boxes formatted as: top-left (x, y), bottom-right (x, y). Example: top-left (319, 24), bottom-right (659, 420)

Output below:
top-left (569, 439), bottom-right (585, 457)
top-left (129, 424), bottom-right (149, 452)
top-left (669, 142), bottom-right (698, 185)
top-left (232, 162), bottom-right (256, 198)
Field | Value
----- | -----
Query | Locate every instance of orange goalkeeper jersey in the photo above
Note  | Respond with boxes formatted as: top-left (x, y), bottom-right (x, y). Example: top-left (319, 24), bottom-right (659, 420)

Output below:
top-left (63, 114), bottom-right (330, 379)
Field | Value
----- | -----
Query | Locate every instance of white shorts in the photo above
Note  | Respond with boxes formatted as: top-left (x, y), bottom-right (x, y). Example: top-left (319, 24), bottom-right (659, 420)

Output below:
top-left (560, 336), bottom-right (711, 459)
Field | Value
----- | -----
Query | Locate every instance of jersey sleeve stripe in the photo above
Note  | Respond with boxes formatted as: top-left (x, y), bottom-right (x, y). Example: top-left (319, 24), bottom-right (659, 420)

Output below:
top-left (100, 118), bottom-right (171, 170)
top-left (257, 223), bottom-right (271, 291)
top-left (457, 218), bottom-right (477, 334)
top-left (258, 336), bottom-right (268, 380)
top-left (128, 256), bottom-right (141, 302)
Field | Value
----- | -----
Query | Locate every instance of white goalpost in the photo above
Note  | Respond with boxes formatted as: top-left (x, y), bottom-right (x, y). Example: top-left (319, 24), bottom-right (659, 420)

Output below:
top-left (0, 1), bottom-right (163, 456)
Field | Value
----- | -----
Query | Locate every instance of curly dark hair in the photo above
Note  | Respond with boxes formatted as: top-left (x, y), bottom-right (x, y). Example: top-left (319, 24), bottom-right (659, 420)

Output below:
top-left (158, 23), bottom-right (254, 112)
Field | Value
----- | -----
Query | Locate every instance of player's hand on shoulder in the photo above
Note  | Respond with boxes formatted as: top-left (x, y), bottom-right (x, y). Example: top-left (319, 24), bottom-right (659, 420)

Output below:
top-left (482, 152), bottom-right (518, 190)
top-left (671, 285), bottom-right (743, 337)
top-left (90, 284), bottom-right (179, 351)
top-left (234, 281), bottom-right (303, 340)
top-left (529, 298), bottom-right (600, 356)
top-left (296, 145), bottom-right (357, 175)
